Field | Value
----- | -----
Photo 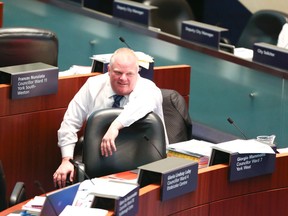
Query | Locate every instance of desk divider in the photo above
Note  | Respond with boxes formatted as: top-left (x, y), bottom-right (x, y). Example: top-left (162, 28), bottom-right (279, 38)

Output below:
top-left (113, 0), bottom-right (157, 26)
top-left (253, 42), bottom-right (288, 71)
top-left (181, 20), bottom-right (228, 50)
top-left (209, 140), bottom-right (276, 182)
top-left (137, 157), bottom-right (198, 201)
top-left (0, 62), bottom-right (58, 99)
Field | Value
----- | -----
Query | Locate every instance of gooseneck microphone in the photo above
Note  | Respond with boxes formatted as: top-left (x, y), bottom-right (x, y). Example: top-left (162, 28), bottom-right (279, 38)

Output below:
top-left (144, 135), bottom-right (165, 159)
top-left (34, 180), bottom-right (58, 216)
top-left (119, 36), bottom-right (132, 49)
top-left (69, 159), bottom-right (95, 185)
top-left (227, 117), bottom-right (248, 140)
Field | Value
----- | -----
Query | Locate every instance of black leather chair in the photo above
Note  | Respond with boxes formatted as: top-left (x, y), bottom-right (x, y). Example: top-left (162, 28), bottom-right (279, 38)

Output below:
top-left (160, 89), bottom-right (239, 144)
top-left (237, 10), bottom-right (288, 49)
top-left (74, 108), bottom-right (167, 181)
top-left (0, 160), bottom-right (26, 211)
top-left (161, 89), bottom-right (192, 144)
top-left (142, 0), bottom-right (195, 36)
top-left (0, 27), bottom-right (58, 67)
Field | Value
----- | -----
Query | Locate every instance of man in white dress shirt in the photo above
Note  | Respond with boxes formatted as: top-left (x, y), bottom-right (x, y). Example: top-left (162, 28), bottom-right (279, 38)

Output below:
top-left (53, 47), bottom-right (166, 188)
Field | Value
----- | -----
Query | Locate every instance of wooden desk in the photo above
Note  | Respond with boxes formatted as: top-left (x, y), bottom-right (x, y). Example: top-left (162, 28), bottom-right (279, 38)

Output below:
top-left (0, 65), bottom-right (190, 200)
top-left (2, 153), bottom-right (288, 215)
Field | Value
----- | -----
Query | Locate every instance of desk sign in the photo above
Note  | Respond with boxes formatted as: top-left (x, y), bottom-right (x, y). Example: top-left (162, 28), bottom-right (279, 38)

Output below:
top-left (181, 20), bottom-right (227, 49)
top-left (113, 0), bottom-right (157, 26)
top-left (0, 62), bottom-right (58, 99)
top-left (228, 153), bottom-right (276, 181)
top-left (253, 42), bottom-right (288, 70)
top-left (209, 140), bottom-right (276, 182)
top-left (137, 157), bottom-right (198, 201)
top-left (74, 179), bottom-right (139, 216)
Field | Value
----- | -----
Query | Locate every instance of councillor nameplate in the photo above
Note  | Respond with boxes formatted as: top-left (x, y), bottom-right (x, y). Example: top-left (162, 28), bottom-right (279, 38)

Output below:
top-left (0, 62), bottom-right (58, 99)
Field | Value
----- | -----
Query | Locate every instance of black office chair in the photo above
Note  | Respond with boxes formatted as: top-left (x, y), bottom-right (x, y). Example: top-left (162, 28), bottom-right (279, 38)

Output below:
top-left (0, 27), bottom-right (58, 67)
top-left (161, 89), bottom-right (192, 144)
top-left (160, 89), bottom-right (239, 144)
top-left (237, 10), bottom-right (288, 49)
top-left (142, 0), bottom-right (195, 36)
top-left (74, 108), bottom-right (167, 182)
top-left (0, 160), bottom-right (26, 211)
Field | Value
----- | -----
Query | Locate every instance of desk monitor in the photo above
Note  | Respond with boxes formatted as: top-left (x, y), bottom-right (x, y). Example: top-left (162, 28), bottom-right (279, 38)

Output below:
top-left (40, 183), bottom-right (80, 216)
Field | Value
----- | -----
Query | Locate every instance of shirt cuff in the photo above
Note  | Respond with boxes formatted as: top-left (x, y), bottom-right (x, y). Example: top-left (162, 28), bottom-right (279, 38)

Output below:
top-left (60, 144), bottom-right (75, 158)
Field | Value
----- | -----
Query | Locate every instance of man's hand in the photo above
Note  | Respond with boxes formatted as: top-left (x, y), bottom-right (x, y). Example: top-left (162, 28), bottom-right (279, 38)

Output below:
top-left (101, 121), bottom-right (123, 157)
top-left (53, 157), bottom-right (74, 188)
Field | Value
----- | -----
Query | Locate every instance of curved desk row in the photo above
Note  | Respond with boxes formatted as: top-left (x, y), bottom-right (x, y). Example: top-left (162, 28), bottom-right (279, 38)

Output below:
top-left (43, 0), bottom-right (288, 148)
top-left (2, 153), bottom-right (288, 215)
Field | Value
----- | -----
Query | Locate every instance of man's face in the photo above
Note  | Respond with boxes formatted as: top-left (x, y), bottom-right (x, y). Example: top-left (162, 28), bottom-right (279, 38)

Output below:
top-left (108, 60), bottom-right (138, 96)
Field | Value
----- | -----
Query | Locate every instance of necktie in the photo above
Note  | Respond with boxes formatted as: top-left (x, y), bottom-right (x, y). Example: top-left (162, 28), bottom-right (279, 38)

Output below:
top-left (112, 95), bottom-right (124, 108)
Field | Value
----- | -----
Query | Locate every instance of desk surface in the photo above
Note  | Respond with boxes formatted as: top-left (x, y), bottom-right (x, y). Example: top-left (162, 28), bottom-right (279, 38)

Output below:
top-left (2, 153), bottom-right (288, 216)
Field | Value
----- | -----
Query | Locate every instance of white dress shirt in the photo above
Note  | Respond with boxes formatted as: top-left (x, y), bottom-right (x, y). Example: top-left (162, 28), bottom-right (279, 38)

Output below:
top-left (277, 23), bottom-right (288, 49)
top-left (58, 73), bottom-right (166, 158)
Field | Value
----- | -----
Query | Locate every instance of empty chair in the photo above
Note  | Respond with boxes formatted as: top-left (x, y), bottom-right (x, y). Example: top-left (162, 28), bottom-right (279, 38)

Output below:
top-left (0, 27), bottom-right (58, 67)
top-left (74, 108), bottom-right (167, 181)
top-left (0, 160), bottom-right (26, 211)
top-left (237, 10), bottom-right (288, 49)
top-left (142, 0), bottom-right (195, 36)
top-left (161, 89), bottom-right (239, 144)
top-left (161, 89), bottom-right (192, 144)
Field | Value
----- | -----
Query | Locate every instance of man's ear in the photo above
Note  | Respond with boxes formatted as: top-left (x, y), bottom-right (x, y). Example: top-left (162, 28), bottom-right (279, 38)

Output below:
top-left (107, 64), bottom-right (111, 75)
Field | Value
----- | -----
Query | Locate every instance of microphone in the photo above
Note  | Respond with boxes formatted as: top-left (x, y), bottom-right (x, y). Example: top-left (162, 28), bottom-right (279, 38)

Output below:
top-left (227, 117), bottom-right (248, 140)
top-left (69, 159), bottom-right (95, 185)
top-left (144, 135), bottom-right (165, 159)
top-left (119, 36), bottom-right (132, 49)
top-left (34, 180), bottom-right (58, 216)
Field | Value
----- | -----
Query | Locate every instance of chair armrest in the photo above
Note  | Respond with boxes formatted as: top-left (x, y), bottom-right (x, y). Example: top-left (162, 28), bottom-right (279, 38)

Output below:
top-left (9, 182), bottom-right (26, 207)
top-left (74, 161), bottom-right (86, 183)
top-left (192, 121), bottom-right (240, 143)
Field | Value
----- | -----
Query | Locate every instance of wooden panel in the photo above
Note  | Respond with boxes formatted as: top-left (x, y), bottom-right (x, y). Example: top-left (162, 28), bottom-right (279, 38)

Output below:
top-left (0, 73), bottom-right (98, 117)
top-left (3, 154), bottom-right (288, 215)
top-left (154, 65), bottom-right (191, 97)
top-left (209, 188), bottom-right (288, 216)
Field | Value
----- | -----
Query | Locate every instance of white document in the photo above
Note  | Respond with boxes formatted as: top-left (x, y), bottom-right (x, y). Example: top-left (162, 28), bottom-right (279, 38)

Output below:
top-left (59, 205), bottom-right (108, 216)
top-left (213, 139), bottom-right (275, 154)
top-left (168, 139), bottom-right (215, 157)
top-left (72, 178), bottom-right (138, 207)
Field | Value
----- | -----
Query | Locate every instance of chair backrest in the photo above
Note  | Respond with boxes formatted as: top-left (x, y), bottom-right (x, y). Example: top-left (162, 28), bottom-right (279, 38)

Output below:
top-left (237, 10), bottom-right (288, 49)
top-left (161, 89), bottom-right (192, 144)
top-left (0, 160), bottom-right (7, 211)
top-left (143, 0), bottom-right (195, 36)
top-left (0, 27), bottom-right (58, 67)
top-left (83, 108), bottom-right (166, 178)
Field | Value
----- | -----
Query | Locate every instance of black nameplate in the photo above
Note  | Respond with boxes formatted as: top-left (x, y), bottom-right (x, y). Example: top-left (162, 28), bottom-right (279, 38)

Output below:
top-left (137, 157), bottom-right (198, 201)
top-left (181, 20), bottom-right (227, 49)
top-left (210, 149), bottom-right (276, 182)
top-left (0, 62), bottom-right (58, 99)
top-left (113, 0), bottom-right (157, 26)
top-left (253, 42), bottom-right (288, 70)
top-left (229, 153), bottom-right (275, 181)
top-left (115, 186), bottom-right (139, 216)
